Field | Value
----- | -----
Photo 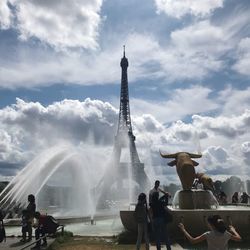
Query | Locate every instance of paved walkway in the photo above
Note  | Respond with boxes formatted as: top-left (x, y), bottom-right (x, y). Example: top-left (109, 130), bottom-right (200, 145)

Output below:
top-left (150, 243), bottom-right (184, 249)
top-left (1, 237), bottom-right (54, 250)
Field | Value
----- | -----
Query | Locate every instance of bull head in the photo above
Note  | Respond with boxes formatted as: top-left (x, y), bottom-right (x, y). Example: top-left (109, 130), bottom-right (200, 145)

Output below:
top-left (160, 151), bottom-right (202, 190)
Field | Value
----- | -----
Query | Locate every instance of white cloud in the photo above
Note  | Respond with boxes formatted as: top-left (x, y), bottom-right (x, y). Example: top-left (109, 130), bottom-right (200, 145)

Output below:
top-left (0, 46), bottom-right (121, 88)
top-left (155, 0), bottom-right (224, 18)
top-left (192, 109), bottom-right (250, 139)
top-left (0, 23), bottom-right (234, 88)
top-left (0, 1), bottom-right (249, 88)
top-left (1, 0), bottom-right (103, 50)
top-left (170, 21), bottom-right (230, 56)
top-left (241, 141), bottom-right (250, 165)
top-left (218, 86), bottom-right (250, 115)
top-left (0, 0), bottom-right (12, 29)
top-left (0, 98), bottom-right (249, 181)
top-left (131, 85), bottom-right (218, 123)
top-left (0, 98), bottom-right (117, 164)
top-left (232, 37), bottom-right (250, 77)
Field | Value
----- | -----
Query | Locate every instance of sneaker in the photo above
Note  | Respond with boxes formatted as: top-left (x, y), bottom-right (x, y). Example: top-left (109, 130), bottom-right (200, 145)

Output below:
top-left (20, 238), bottom-right (26, 243)
top-left (27, 238), bottom-right (32, 242)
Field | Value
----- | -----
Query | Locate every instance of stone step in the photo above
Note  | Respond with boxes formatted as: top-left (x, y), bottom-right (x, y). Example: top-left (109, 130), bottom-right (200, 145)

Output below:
top-left (0, 237), bottom-right (54, 250)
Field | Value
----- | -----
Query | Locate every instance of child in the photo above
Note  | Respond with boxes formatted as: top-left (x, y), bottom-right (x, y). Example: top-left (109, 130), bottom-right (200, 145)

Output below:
top-left (20, 209), bottom-right (30, 242)
top-left (134, 193), bottom-right (150, 250)
top-left (179, 215), bottom-right (241, 249)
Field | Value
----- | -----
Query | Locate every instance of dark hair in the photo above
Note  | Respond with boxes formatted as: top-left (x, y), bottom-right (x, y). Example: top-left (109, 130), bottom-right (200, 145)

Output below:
top-left (138, 193), bottom-right (146, 202)
top-left (207, 215), bottom-right (226, 233)
top-left (28, 194), bottom-right (35, 203)
top-left (155, 180), bottom-right (160, 186)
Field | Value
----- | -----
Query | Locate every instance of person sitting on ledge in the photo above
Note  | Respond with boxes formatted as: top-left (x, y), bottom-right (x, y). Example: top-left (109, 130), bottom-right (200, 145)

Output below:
top-left (218, 191), bottom-right (228, 205)
top-left (178, 215), bottom-right (241, 249)
top-left (232, 192), bottom-right (239, 204)
top-left (31, 212), bottom-right (59, 249)
top-left (240, 192), bottom-right (250, 204)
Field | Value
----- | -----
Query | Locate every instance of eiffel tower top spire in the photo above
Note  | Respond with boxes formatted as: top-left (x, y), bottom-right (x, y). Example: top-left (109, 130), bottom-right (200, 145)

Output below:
top-left (120, 45), bottom-right (128, 68)
top-left (117, 46), bottom-right (132, 134)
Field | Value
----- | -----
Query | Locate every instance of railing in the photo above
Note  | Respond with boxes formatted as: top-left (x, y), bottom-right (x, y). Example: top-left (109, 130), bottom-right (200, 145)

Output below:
top-left (18, 225), bottom-right (64, 250)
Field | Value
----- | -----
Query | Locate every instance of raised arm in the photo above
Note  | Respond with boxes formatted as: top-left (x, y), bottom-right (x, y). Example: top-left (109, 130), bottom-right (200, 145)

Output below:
top-left (228, 226), bottom-right (241, 241)
top-left (178, 223), bottom-right (206, 244)
top-left (158, 188), bottom-right (171, 197)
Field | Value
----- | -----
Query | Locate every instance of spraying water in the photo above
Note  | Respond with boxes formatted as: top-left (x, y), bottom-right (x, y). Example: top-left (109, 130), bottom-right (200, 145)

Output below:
top-left (0, 145), bottom-right (110, 217)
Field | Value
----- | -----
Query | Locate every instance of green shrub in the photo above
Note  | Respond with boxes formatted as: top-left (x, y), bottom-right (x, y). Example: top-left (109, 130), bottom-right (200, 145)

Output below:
top-left (48, 230), bottom-right (73, 250)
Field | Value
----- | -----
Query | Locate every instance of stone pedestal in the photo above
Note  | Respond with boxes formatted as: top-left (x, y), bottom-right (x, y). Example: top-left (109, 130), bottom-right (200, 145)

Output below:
top-left (178, 189), bottom-right (216, 209)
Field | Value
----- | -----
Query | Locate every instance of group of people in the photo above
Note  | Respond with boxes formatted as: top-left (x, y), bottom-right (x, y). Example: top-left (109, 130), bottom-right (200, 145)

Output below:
top-left (134, 180), bottom-right (171, 250)
top-left (231, 192), bottom-right (250, 204)
top-left (18, 194), bottom-right (59, 249)
top-left (217, 191), bottom-right (250, 205)
top-left (134, 180), bottom-right (242, 250)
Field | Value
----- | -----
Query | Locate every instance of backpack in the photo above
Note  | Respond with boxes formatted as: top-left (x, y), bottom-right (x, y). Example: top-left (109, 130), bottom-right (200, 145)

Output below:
top-left (45, 215), bottom-right (59, 234)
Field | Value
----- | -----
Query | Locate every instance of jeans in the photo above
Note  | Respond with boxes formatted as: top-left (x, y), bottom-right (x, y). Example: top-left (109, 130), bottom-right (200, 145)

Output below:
top-left (136, 222), bottom-right (149, 250)
top-left (153, 217), bottom-right (171, 250)
top-left (34, 227), bottom-right (47, 247)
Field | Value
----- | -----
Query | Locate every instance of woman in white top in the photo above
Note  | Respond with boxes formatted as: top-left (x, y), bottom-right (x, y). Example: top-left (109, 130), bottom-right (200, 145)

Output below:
top-left (178, 215), bottom-right (241, 250)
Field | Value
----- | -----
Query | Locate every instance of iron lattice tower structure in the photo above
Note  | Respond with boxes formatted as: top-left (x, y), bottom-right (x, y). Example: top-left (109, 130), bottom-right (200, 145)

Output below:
top-left (114, 46), bottom-right (141, 165)
top-left (97, 47), bottom-right (150, 206)
top-left (113, 46), bottom-right (150, 199)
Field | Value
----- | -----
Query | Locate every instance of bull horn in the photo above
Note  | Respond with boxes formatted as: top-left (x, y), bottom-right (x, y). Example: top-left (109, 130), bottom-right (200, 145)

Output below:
top-left (188, 153), bottom-right (202, 158)
top-left (159, 150), bottom-right (177, 158)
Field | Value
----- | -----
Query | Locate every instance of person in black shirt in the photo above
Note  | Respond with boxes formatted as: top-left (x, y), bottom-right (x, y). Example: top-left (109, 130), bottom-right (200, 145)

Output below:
top-left (134, 193), bottom-right (149, 250)
top-left (150, 192), bottom-right (171, 250)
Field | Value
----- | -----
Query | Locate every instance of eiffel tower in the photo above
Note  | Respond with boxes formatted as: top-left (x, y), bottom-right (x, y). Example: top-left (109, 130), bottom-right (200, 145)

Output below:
top-left (97, 47), bottom-right (150, 206)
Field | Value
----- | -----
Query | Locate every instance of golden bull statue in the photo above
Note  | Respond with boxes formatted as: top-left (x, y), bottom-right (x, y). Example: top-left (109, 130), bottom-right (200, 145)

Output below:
top-left (160, 151), bottom-right (202, 190)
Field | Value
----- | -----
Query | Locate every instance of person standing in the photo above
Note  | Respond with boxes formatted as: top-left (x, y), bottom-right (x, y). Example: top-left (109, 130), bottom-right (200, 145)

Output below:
top-left (149, 180), bottom-right (160, 207)
top-left (149, 180), bottom-right (170, 207)
top-left (179, 215), bottom-right (241, 249)
top-left (134, 193), bottom-right (150, 250)
top-left (26, 194), bottom-right (36, 241)
top-left (20, 209), bottom-right (30, 242)
top-left (151, 192), bottom-right (171, 250)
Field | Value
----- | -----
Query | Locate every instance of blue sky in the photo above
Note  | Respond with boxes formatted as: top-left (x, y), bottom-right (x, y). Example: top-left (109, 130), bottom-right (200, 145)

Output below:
top-left (0, 0), bottom-right (249, 184)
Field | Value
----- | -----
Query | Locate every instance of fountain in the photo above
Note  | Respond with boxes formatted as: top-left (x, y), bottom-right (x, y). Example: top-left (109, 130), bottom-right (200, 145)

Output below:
top-left (0, 145), bottom-right (119, 220)
top-left (120, 151), bottom-right (250, 240)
